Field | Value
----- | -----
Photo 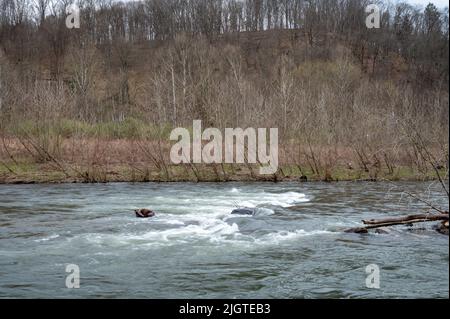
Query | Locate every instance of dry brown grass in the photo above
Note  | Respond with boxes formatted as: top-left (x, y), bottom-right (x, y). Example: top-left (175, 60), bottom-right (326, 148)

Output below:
top-left (0, 136), bottom-right (447, 184)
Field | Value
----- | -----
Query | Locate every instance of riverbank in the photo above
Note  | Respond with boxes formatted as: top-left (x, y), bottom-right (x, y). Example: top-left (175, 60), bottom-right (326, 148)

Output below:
top-left (0, 162), bottom-right (445, 184)
top-left (1, 136), bottom-right (447, 184)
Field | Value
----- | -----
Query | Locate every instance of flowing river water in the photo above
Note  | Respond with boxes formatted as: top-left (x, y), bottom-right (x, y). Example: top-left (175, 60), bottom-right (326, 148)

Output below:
top-left (0, 181), bottom-right (448, 298)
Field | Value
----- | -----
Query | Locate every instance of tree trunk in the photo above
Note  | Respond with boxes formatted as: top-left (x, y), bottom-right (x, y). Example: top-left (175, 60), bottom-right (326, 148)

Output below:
top-left (345, 213), bottom-right (449, 234)
top-left (362, 213), bottom-right (449, 226)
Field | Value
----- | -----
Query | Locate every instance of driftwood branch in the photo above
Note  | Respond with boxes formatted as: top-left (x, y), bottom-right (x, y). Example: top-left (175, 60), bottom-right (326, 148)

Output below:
top-left (345, 213), bottom-right (449, 234)
top-left (362, 213), bottom-right (449, 226)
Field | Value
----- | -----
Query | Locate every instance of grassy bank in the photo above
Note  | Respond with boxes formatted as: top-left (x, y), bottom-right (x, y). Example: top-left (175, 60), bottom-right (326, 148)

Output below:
top-left (0, 160), bottom-right (446, 184)
top-left (1, 122), bottom-right (447, 184)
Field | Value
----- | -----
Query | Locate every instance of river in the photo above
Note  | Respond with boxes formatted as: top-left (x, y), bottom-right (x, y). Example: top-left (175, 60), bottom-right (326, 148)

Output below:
top-left (0, 181), bottom-right (448, 298)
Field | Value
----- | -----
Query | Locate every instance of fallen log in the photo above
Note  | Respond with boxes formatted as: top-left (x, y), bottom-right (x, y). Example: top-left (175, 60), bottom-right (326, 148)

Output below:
top-left (345, 213), bottom-right (449, 234)
top-left (362, 213), bottom-right (449, 226)
top-left (364, 217), bottom-right (448, 229)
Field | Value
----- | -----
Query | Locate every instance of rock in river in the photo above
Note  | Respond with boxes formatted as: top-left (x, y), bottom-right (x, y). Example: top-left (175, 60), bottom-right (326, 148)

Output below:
top-left (135, 209), bottom-right (156, 218)
top-left (230, 208), bottom-right (256, 216)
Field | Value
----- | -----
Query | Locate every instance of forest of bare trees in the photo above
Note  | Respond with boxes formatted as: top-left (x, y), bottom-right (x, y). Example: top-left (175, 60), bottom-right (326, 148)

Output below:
top-left (0, 0), bottom-right (448, 182)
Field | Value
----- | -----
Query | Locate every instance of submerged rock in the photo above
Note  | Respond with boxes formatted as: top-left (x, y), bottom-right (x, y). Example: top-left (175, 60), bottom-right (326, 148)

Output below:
top-left (230, 208), bottom-right (256, 216)
top-left (374, 228), bottom-right (390, 234)
top-left (344, 227), bottom-right (369, 234)
top-left (135, 209), bottom-right (156, 218)
top-left (435, 221), bottom-right (449, 235)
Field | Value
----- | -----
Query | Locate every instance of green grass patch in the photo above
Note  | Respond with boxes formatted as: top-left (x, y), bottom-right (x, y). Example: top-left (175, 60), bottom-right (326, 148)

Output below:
top-left (0, 161), bottom-right (37, 174)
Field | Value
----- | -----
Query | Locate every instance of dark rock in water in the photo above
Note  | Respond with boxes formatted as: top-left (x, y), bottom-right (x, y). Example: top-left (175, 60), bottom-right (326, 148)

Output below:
top-left (231, 208), bottom-right (256, 216)
top-left (135, 209), bottom-right (156, 218)
top-left (435, 221), bottom-right (449, 235)
top-left (345, 227), bottom-right (369, 234)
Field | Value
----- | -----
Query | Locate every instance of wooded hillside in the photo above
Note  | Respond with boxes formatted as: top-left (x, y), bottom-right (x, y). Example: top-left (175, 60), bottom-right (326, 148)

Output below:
top-left (0, 0), bottom-right (448, 183)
